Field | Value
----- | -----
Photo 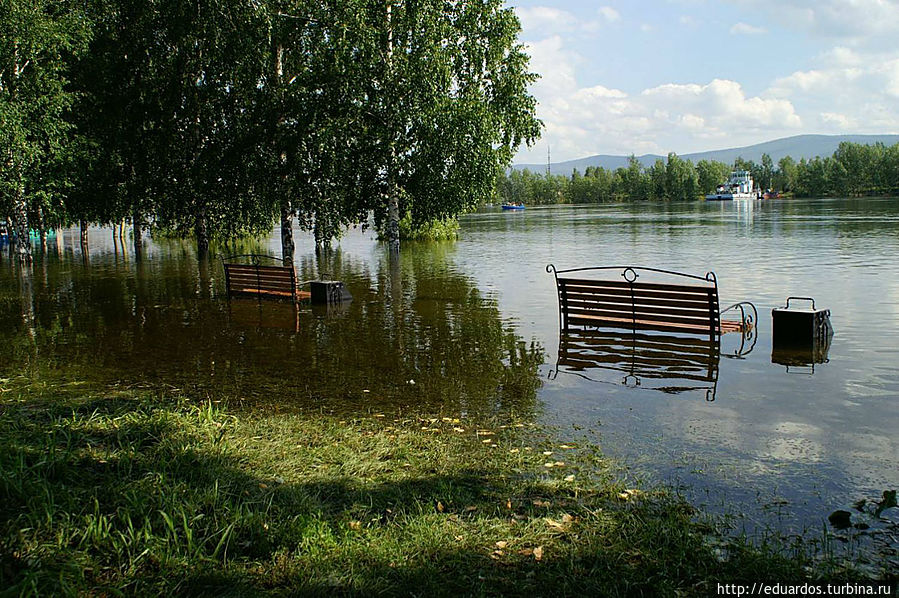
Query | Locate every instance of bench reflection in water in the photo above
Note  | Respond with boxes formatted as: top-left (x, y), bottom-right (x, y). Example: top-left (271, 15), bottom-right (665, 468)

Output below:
top-left (550, 327), bottom-right (755, 402)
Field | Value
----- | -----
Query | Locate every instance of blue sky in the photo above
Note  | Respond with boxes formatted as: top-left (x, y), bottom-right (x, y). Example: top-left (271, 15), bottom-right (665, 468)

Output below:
top-left (510, 0), bottom-right (899, 163)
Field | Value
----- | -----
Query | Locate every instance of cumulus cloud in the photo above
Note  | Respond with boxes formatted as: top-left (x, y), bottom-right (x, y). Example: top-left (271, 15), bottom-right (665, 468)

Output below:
top-left (515, 5), bottom-right (618, 36)
top-left (515, 7), bottom-right (580, 35)
top-left (598, 6), bottom-right (621, 22)
top-left (733, 0), bottom-right (899, 39)
top-left (730, 22), bottom-right (767, 35)
top-left (516, 71), bottom-right (803, 162)
top-left (765, 52), bottom-right (899, 133)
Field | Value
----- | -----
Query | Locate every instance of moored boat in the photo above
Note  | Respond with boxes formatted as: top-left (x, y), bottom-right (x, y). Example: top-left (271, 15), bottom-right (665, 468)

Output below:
top-left (501, 203), bottom-right (525, 210)
top-left (705, 170), bottom-right (758, 201)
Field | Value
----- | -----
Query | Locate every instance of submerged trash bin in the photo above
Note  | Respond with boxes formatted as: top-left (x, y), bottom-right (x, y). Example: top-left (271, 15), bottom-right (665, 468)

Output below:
top-left (771, 296), bottom-right (833, 369)
top-left (310, 280), bottom-right (352, 304)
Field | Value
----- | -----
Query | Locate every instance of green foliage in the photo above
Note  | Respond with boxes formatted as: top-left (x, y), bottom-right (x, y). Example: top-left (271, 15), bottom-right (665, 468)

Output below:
top-left (396, 212), bottom-right (460, 241)
top-left (0, 0), bottom-right (89, 260)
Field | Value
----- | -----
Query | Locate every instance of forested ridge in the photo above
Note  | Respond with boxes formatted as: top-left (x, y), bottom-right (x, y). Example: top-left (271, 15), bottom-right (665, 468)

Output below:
top-left (1, 0), bottom-right (540, 265)
top-left (499, 142), bottom-right (899, 205)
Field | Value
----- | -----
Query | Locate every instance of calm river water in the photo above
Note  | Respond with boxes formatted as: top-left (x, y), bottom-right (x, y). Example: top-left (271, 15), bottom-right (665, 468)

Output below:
top-left (1, 197), bottom-right (897, 545)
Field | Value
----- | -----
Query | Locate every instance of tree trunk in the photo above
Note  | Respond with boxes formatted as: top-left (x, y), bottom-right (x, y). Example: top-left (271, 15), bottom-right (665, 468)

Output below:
top-left (36, 206), bottom-right (47, 255)
top-left (132, 207), bottom-right (143, 261)
top-left (79, 219), bottom-right (89, 264)
top-left (79, 219), bottom-right (89, 248)
top-left (12, 182), bottom-right (32, 266)
top-left (386, 184), bottom-right (400, 253)
top-left (281, 200), bottom-right (295, 264)
top-left (195, 206), bottom-right (209, 261)
top-left (273, 42), bottom-right (294, 265)
top-left (385, 1), bottom-right (400, 254)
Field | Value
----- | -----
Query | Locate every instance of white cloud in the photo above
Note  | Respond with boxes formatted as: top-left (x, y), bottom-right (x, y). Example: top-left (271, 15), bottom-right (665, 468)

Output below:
top-left (515, 7), bottom-right (580, 35)
top-left (819, 112), bottom-right (853, 129)
top-left (730, 22), bottom-right (767, 35)
top-left (518, 71), bottom-right (803, 161)
top-left (598, 6), bottom-right (621, 22)
top-left (732, 0), bottom-right (899, 39)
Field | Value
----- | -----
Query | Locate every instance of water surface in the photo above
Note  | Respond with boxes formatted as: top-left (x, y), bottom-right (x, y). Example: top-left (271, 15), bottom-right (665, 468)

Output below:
top-left (1, 197), bottom-right (897, 547)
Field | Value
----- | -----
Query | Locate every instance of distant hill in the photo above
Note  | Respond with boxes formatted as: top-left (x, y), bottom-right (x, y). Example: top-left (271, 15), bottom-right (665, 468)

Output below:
top-left (512, 134), bottom-right (899, 174)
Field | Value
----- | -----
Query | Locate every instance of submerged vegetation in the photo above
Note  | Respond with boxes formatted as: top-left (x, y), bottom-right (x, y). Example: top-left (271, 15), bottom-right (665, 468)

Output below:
top-left (499, 141), bottom-right (899, 205)
top-left (1, 381), bottom-right (886, 596)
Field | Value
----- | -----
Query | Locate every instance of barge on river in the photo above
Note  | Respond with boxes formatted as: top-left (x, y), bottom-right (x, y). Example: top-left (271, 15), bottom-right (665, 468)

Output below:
top-left (705, 170), bottom-right (759, 201)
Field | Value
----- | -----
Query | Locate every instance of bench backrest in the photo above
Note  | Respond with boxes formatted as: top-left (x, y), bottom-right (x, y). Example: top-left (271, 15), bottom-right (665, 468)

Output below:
top-left (548, 265), bottom-right (721, 338)
top-left (224, 262), bottom-right (297, 298)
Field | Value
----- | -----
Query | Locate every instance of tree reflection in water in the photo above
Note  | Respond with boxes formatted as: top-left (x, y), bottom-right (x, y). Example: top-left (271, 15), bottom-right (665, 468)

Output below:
top-left (0, 243), bottom-right (544, 421)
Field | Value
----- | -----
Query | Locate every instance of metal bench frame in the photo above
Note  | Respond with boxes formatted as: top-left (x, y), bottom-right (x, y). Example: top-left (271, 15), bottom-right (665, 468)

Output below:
top-left (546, 264), bottom-right (756, 342)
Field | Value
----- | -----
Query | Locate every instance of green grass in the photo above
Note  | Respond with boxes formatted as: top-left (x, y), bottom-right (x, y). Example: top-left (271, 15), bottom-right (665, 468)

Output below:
top-left (0, 383), bottom-right (890, 596)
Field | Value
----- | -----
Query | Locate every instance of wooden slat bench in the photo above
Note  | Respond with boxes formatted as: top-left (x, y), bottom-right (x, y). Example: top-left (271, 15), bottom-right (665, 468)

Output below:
top-left (223, 255), bottom-right (311, 302)
top-left (546, 265), bottom-right (755, 341)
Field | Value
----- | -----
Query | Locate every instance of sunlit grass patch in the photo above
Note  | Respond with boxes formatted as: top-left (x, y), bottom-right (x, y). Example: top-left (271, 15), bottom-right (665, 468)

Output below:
top-left (0, 392), bottom-right (885, 596)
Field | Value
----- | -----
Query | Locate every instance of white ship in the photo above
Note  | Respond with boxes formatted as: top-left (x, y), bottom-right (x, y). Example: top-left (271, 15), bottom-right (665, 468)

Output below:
top-left (705, 170), bottom-right (759, 201)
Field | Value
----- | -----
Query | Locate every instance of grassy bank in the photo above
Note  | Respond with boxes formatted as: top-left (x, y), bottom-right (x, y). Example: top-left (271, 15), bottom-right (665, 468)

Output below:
top-left (0, 383), bottom-right (885, 596)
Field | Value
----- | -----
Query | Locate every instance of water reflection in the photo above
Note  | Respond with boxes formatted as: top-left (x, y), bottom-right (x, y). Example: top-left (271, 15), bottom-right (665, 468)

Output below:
top-left (550, 329), bottom-right (721, 402)
top-left (0, 242), bottom-right (544, 422)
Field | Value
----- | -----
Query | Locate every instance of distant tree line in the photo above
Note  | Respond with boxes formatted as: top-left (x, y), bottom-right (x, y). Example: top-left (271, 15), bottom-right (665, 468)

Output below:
top-left (1, 0), bottom-right (540, 267)
top-left (498, 141), bottom-right (899, 205)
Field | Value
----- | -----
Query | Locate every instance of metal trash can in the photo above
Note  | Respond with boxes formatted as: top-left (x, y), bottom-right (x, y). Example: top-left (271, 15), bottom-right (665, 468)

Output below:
top-left (310, 280), bottom-right (352, 304)
top-left (771, 297), bottom-right (833, 369)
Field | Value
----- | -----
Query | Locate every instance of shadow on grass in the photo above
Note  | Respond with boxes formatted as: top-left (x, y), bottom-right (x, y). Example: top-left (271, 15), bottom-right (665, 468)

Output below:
top-left (0, 396), bottom-right (832, 596)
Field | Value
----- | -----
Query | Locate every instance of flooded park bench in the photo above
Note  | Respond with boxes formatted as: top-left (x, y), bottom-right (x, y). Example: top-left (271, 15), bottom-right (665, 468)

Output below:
top-left (546, 265), bottom-right (757, 400)
top-left (222, 254), bottom-right (353, 331)
top-left (222, 254), bottom-right (312, 302)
